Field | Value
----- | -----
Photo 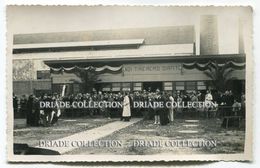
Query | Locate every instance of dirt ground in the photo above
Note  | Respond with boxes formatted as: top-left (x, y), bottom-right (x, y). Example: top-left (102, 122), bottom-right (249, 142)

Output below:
top-left (14, 116), bottom-right (245, 155)
top-left (68, 118), bottom-right (245, 155)
top-left (14, 117), bottom-right (116, 146)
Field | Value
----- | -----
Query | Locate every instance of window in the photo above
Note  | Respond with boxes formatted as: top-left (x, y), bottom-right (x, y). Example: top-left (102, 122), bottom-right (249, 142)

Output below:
top-left (37, 70), bottom-right (50, 79)
top-left (112, 83), bottom-right (121, 91)
top-left (186, 81), bottom-right (196, 91)
top-left (197, 81), bottom-right (207, 90)
top-left (122, 83), bottom-right (131, 91)
top-left (164, 82), bottom-right (173, 91)
top-left (102, 83), bottom-right (111, 92)
top-left (175, 81), bottom-right (185, 90)
top-left (133, 82), bottom-right (142, 91)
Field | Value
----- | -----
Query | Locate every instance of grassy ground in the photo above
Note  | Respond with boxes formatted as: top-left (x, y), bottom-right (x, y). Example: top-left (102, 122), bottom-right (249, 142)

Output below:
top-left (68, 118), bottom-right (245, 155)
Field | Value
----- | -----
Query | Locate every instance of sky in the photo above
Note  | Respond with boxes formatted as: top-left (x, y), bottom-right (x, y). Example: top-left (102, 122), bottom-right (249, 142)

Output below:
top-left (7, 6), bottom-right (252, 55)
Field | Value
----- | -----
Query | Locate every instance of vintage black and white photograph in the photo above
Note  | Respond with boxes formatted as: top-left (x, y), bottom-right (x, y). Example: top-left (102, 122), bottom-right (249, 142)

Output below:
top-left (7, 6), bottom-right (253, 161)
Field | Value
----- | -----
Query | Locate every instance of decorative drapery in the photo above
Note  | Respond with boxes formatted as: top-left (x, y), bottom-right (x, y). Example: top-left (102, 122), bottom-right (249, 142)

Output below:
top-left (50, 65), bottom-right (123, 74)
top-left (182, 61), bottom-right (245, 71)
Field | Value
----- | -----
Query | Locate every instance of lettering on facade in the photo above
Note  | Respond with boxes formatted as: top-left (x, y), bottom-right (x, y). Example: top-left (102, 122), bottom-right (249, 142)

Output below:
top-left (124, 64), bottom-right (182, 74)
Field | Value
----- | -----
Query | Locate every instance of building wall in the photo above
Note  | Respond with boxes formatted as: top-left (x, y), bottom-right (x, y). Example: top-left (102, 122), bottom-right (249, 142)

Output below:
top-left (50, 62), bottom-right (245, 84)
top-left (13, 59), bottom-right (51, 97)
top-left (51, 72), bottom-right (81, 84)
top-left (49, 62), bottom-right (245, 94)
top-left (13, 80), bottom-right (52, 96)
top-left (200, 15), bottom-right (219, 55)
top-left (97, 63), bottom-right (245, 82)
top-left (13, 59), bottom-right (49, 80)
top-left (13, 43), bottom-right (194, 60)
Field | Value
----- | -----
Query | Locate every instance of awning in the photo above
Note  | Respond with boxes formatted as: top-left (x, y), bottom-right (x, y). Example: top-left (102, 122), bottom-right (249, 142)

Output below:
top-left (50, 65), bottom-right (123, 74)
top-left (182, 60), bottom-right (245, 71)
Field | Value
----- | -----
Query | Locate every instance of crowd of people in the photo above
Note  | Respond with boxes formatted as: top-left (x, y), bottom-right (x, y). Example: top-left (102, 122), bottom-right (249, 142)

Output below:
top-left (13, 89), bottom-right (245, 127)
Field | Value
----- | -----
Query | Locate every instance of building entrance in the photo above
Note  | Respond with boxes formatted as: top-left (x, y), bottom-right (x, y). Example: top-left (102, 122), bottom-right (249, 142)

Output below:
top-left (143, 82), bottom-right (163, 92)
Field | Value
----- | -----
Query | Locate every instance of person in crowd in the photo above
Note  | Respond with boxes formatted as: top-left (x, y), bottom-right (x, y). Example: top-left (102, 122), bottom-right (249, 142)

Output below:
top-left (154, 89), bottom-right (161, 125)
top-left (225, 90), bottom-right (234, 116)
top-left (190, 91), bottom-right (198, 117)
top-left (13, 94), bottom-right (18, 116)
top-left (148, 92), bottom-right (155, 120)
top-left (197, 91), bottom-right (204, 101)
top-left (205, 90), bottom-right (213, 101)
top-left (176, 93), bottom-right (183, 118)
top-left (106, 93), bottom-right (114, 119)
top-left (97, 91), bottom-right (103, 115)
top-left (113, 93), bottom-right (120, 118)
top-left (14, 86), bottom-right (245, 127)
top-left (214, 91), bottom-right (222, 105)
top-left (69, 94), bottom-right (75, 117)
top-left (20, 95), bottom-right (28, 118)
top-left (88, 94), bottom-right (95, 117)
top-left (219, 90), bottom-right (229, 118)
top-left (122, 91), bottom-right (131, 121)
top-left (32, 96), bottom-right (40, 126)
top-left (99, 92), bottom-right (107, 117)
top-left (81, 93), bottom-right (88, 117)
top-left (143, 91), bottom-right (150, 120)
top-left (133, 91), bottom-right (142, 117)
top-left (222, 99), bottom-right (241, 128)
top-left (141, 90), bottom-right (149, 120)
top-left (26, 95), bottom-right (34, 126)
top-left (50, 93), bottom-right (60, 125)
top-left (182, 92), bottom-right (190, 116)
top-left (196, 91), bottom-right (205, 117)
top-left (43, 94), bottom-right (53, 127)
top-left (241, 92), bottom-right (246, 118)
top-left (38, 95), bottom-right (45, 126)
top-left (232, 99), bottom-right (241, 115)
top-left (205, 90), bottom-right (213, 118)
top-left (221, 90), bottom-right (234, 127)
top-left (129, 92), bottom-right (134, 116)
top-left (92, 92), bottom-right (98, 116)
top-left (221, 90), bottom-right (229, 105)
top-left (228, 90), bottom-right (235, 106)
top-left (168, 92), bottom-right (175, 123)
top-left (159, 91), bottom-right (169, 126)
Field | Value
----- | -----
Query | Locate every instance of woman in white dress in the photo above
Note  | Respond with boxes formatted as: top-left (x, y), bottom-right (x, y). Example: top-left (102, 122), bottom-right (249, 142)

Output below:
top-left (168, 93), bottom-right (175, 122)
top-left (122, 92), bottom-right (131, 121)
top-left (205, 90), bottom-right (213, 118)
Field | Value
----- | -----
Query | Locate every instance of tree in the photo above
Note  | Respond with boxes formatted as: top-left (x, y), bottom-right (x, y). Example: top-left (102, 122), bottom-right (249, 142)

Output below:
top-left (73, 68), bottom-right (98, 93)
top-left (203, 62), bottom-right (237, 92)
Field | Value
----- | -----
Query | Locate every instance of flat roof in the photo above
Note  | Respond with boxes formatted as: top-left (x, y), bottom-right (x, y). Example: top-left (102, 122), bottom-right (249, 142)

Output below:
top-left (13, 43), bottom-right (195, 59)
top-left (13, 25), bottom-right (195, 45)
top-left (13, 39), bottom-right (144, 49)
top-left (44, 54), bottom-right (245, 68)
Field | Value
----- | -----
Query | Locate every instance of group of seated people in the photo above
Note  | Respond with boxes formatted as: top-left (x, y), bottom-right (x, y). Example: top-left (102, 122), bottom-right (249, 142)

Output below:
top-left (13, 89), bottom-right (245, 127)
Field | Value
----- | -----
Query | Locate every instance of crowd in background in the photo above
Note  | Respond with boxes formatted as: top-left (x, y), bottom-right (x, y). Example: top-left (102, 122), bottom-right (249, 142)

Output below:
top-left (13, 89), bottom-right (245, 127)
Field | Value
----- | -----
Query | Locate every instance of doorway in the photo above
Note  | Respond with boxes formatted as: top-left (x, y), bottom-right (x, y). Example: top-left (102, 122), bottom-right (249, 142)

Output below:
top-left (143, 82), bottom-right (163, 92)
